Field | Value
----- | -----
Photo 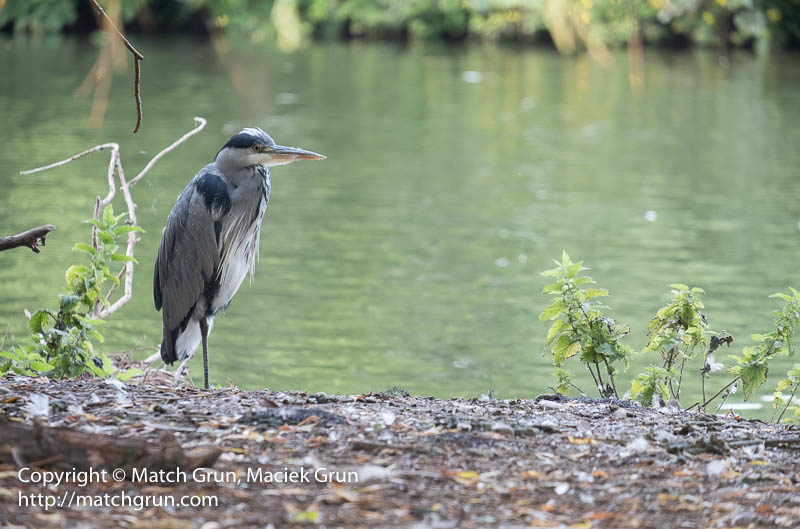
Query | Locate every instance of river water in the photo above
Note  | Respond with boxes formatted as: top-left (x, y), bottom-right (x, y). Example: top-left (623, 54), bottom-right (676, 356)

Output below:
top-left (1, 37), bottom-right (798, 415)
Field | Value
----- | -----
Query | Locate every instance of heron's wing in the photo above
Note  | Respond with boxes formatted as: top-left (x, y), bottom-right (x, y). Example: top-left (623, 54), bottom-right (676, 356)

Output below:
top-left (154, 172), bottom-right (230, 332)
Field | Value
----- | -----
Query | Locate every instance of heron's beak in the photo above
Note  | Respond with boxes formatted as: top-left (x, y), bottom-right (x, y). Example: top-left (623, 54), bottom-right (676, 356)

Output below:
top-left (269, 145), bottom-right (326, 162)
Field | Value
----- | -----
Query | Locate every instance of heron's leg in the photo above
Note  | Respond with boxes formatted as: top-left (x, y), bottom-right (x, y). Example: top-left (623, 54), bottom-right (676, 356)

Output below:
top-left (199, 317), bottom-right (210, 389)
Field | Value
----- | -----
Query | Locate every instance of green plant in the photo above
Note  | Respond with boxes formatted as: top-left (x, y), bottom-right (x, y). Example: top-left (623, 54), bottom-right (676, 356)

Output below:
top-left (630, 365), bottom-right (674, 407)
top-left (725, 288), bottom-right (800, 396)
top-left (772, 363), bottom-right (800, 423)
top-left (632, 284), bottom-right (713, 405)
top-left (539, 251), bottom-right (633, 398)
top-left (0, 204), bottom-right (143, 379)
top-left (681, 288), bottom-right (800, 413)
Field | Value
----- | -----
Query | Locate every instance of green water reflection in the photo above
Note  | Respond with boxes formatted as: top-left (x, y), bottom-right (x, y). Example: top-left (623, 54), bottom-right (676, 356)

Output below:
top-left (1, 37), bottom-right (798, 416)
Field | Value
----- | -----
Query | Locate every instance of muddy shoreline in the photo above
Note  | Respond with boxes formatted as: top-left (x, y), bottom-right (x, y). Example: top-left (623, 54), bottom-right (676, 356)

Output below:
top-left (1, 374), bottom-right (798, 528)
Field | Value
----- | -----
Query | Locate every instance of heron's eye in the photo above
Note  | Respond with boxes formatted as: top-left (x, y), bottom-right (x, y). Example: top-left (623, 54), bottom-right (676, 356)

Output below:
top-left (252, 145), bottom-right (262, 152)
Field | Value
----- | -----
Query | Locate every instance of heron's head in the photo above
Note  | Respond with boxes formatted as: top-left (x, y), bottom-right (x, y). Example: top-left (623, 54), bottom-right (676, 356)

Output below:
top-left (215, 127), bottom-right (325, 171)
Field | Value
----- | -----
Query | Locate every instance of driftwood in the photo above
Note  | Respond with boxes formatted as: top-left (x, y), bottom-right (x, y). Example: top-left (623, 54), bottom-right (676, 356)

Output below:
top-left (0, 225), bottom-right (56, 253)
top-left (0, 416), bottom-right (220, 479)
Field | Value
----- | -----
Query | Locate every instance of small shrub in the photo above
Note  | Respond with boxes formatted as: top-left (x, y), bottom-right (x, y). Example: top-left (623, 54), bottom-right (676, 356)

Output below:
top-left (0, 204), bottom-right (143, 379)
top-left (539, 251), bottom-right (632, 398)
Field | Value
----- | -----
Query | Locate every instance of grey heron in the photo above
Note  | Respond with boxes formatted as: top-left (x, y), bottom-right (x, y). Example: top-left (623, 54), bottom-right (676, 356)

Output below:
top-left (154, 127), bottom-right (325, 388)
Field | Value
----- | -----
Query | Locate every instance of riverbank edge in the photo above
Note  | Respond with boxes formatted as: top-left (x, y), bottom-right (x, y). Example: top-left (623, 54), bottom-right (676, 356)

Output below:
top-left (1, 373), bottom-right (798, 528)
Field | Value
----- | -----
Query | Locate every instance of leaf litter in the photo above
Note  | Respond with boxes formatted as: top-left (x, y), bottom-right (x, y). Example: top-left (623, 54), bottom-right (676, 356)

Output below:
top-left (0, 372), bottom-right (798, 528)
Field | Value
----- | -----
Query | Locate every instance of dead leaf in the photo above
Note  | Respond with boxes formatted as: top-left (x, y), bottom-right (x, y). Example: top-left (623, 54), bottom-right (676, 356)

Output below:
top-left (568, 435), bottom-right (597, 445)
top-left (441, 469), bottom-right (480, 485)
top-left (296, 415), bottom-right (319, 427)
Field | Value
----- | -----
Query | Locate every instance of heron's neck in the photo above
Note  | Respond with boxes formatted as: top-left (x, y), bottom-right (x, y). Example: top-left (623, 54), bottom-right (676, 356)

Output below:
top-left (214, 153), bottom-right (262, 188)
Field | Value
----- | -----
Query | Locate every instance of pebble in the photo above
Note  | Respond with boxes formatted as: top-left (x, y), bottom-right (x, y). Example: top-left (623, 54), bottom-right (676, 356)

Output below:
top-left (612, 408), bottom-right (629, 420)
top-left (491, 422), bottom-right (514, 435)
top-left (537, 400), bottom-right (564, 410)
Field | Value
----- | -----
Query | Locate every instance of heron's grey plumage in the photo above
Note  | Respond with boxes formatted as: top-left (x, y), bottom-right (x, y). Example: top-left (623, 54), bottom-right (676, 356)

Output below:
top-left (154, 127), bottom-right (324, 387)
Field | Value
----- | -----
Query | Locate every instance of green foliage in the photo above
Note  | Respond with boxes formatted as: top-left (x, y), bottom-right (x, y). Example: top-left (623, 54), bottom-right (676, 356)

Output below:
top-left (0, 0), bottom-right (80, 33)
top-left (539, 251), bottom-right (632, 397)
top-left (630, 365), bottom-right (674, 407)
top-left (644, 284), bottom-right (708, 360)
top-left (637, 284), bottom-right (710, 400)
top-left (540, 254), bottom-right (799, 419)
top-left (729, 288), bottom-right (800, 399)
top-left (0, 205), bottom-right (143, 380)
top-left (554, 367), bottom-right (572, 396)
top-left (772, 363), bottom-right (800, 423)
top-left (1, 0), bottom-right (799, 49)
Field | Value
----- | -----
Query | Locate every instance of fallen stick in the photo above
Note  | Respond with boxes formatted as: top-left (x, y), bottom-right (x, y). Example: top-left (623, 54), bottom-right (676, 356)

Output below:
top-left (0, 225), bottom-right (56, 253)
top-left (0, 416), bottom-right (220, 478)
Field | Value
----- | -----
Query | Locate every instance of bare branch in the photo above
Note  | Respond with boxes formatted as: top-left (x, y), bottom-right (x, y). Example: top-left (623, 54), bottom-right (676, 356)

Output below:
top-left (18, 118), bottom-right (207, 320)
top-left (96, 117), bottom-right (206, 317)
top-left (88, 0), bottom-right (144, 133)
top-left (20, 144), bottom-right (119, 176)
top-left (94, 155), bottom-right (137, 319)
top-left (129, 117), bottom-right (207, 187)
top-left (0, 225), bottom-right (56, 254)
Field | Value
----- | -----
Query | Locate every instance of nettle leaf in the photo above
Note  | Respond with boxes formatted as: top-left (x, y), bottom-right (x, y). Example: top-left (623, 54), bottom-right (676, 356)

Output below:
top-left (540, 267), bottom-right (560, 277)
top-left (539, 299), bottom-right (567, 321)
top-left (542, 283), bottom-right (562, 294)
top-left (584, 289), bottom-right (609, 299)
top-left (65, 265), bottom-right (89, 287)
top-left (566, 261), bottom-right (584, 279)
top-left (110, 253), bottom-right (137, 264)
top-left (102, 204), bottom-right (114, 227)
top-left (552, 334), bottom-right (573, 365)
top-left (74, 242), bottom-right (97, 255)
top-left (112, 210), bottom-right (128, 224)
top-left (554, 368), bottom-right (571, 396)
top-left (739, 364), bottom-right (768, 399)
top-left (770, 292), bottom-right (793, 302)
top-left (775, 378), bottom-right (793, 392)
top-left (91, 352), bottom-right (114, 377)
top-left (116, 368), bottom-right (144, 382)
top-left (30, 359), bottom-right (54, 372)
top-left (97, 231), bottom-right (114, 245)
top-left (58, 294), bottom-right (80, 312)
top-left (113, 225), bottom-right (144, 236)
top-left (564, 340), bottom-right (581, 360)
top-left (87, 329), bottom-right (105, 344)
top-left (29, 310), bottom-right (53, 335)
top-left (546, 319), bottom-right (566, 345)
top-left (670, 283), bottom-right (690, 291)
